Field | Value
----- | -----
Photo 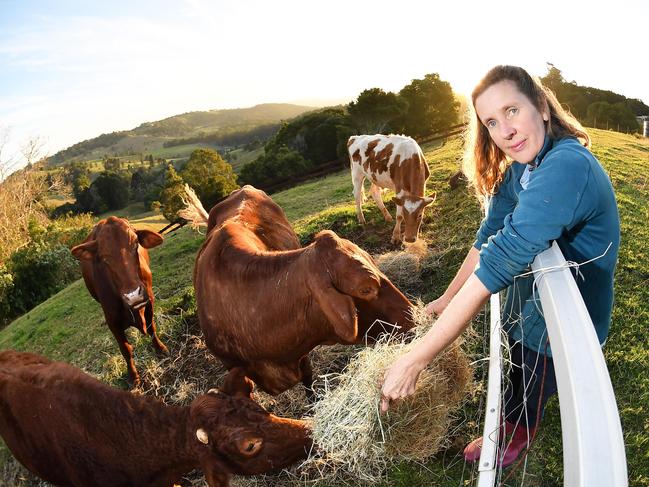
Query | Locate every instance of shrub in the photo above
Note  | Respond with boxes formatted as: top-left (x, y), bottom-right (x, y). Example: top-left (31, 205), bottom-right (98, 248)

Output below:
top-left (7, 243), bottom-right (80, 316)
top-left (0, 265), bottom-right (14, 325)
top-left (0, 215), bottom-right (93, 326)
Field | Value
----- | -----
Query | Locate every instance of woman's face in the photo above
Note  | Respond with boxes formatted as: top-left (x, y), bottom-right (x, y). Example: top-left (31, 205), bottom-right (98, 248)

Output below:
top-left (474, 80), bottom-right (549, 164)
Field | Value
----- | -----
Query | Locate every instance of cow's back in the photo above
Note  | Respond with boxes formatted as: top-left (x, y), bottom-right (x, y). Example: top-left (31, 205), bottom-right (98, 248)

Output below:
top-left (348, 134), bottom-right (429, 195)
top-left (206, 185), bottom-right (299, 251)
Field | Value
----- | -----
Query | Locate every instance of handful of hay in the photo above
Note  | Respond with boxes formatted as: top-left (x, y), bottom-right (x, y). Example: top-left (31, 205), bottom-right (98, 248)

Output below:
top-left (306, 304), bottom-right (472, 482)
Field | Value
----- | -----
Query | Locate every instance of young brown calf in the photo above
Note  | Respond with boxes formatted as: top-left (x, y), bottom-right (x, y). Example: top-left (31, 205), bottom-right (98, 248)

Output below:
top-left (180, 185), bottom-right (415, 396)
top-left (72, 216), bottom-right (168, 386)
top-left (0, 351), bottom-right (311, 487)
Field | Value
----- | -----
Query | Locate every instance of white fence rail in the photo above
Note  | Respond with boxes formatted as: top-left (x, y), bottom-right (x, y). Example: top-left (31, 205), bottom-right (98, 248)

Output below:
top-left (478, 241), bottom-right (627, 486)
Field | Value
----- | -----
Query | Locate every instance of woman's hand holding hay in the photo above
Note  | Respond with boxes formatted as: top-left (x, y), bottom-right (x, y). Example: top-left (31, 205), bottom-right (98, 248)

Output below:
top-left (425, 295), bottom-right (450, 316)
top-left (381, 273), bottom-right (490, 412)
top-left (380, 351), bottom-right (427, 412)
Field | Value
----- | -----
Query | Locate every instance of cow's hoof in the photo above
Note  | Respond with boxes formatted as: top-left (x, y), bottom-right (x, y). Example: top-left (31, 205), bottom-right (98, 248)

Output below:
top-left (390, 237), bottom-right (403, 246)
top-left (154, 342), bottom-right (170, 356)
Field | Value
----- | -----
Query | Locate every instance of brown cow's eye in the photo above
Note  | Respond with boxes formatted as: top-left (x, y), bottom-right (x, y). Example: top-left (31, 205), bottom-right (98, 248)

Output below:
top-left (245, 442), bottom-right (256, 452)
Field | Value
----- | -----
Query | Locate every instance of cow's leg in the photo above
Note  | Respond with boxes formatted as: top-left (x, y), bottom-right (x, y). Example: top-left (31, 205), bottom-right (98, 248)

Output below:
top-left (249, 361), bottom-right (302, 396)
top-left (200, 461), bottom-right (230, 487)
top-left (369, 183), bottom-right (393, 222)
top-left (299, 356), bottom-right (315, 402)
top-left (145, 302), bottom-right (169, 356)
top-left (351, 167), bottom-right (366, 224)
top-left (391, 204), bottom-right (404, 245)
top-left (109, 324), bottom-right (140, 387)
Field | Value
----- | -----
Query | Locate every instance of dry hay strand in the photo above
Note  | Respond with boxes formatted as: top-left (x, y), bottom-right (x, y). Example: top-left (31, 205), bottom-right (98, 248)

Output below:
top-left (375, 240), bottom-right (439, 295)
top-left (304, 302), bottom-right (472, 483)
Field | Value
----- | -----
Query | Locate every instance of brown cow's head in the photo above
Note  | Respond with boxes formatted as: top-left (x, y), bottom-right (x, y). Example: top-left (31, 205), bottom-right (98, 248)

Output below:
top-left (71, 217), bottom-right (163, 309)
top-left (392, 194), bottom-right (436, 243)
top-left (310, 230), bottom-right (414, 343)
top-left (190, 368), bottom-right (311, 477)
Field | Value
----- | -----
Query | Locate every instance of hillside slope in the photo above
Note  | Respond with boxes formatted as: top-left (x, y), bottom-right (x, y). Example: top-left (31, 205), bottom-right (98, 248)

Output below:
top-left (47, 103), bottom-right (316, 166)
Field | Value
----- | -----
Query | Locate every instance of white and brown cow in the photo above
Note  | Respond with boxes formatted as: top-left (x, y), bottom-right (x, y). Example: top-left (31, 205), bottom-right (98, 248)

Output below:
top-left (348, 134), bottom-right (435, 244)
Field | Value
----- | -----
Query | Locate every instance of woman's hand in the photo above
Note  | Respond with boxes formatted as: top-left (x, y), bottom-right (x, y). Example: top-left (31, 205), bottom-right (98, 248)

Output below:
top-left (425, 295), bottom-right (450, 316)
top-left (380, 351), bottom-right (428, 413)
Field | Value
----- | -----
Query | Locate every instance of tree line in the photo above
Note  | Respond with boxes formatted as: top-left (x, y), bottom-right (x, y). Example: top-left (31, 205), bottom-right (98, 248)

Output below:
top-left (541, 64), bottom-right (648, 131)
top-left (239, 72), bottom-right (460, 188)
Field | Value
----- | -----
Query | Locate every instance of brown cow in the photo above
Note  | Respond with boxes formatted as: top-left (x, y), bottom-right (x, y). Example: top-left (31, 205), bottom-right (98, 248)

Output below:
top-left (180, 184), bottom-right (415, 396)
top-left (0, 350), bottom-right (311, 487)
top-left (71, 216), bottom-right (168, 386)
top-left (348, 134), bottom-right (436, 244)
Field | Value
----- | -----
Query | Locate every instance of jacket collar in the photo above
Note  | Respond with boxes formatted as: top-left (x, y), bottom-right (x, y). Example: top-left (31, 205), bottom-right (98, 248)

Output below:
top-left (528, 135), bottom-right (553, 170)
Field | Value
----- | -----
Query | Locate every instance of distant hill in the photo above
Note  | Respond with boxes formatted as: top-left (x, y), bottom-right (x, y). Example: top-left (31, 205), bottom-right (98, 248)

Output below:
top-left (46, 103), bottom-right (316, 167)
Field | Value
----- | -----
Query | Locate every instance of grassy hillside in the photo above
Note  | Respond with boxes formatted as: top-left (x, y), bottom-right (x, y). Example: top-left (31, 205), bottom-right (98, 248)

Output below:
top-left (47, 103), bottom-right (315, 166)
top-left (1, 129), bottom-right (647, 486)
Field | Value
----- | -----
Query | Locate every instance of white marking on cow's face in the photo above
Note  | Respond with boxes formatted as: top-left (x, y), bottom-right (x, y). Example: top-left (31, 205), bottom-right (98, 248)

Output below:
top-left (124, 287), bottom-right (141, 300)
top-left (396, 189), bottom-right (406, 198)
top-left (403, 199), bottom-right (423, 214)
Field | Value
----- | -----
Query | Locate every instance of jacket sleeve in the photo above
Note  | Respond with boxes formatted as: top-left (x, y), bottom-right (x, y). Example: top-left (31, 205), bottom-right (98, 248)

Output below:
top-left (473, 168), bottom-right (518, 250)
top-left (475, 147), bottom-right (593, 293)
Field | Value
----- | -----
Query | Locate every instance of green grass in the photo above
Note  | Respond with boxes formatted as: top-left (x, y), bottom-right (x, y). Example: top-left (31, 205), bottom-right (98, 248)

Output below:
top-left (228, 146), bottom-right (264, 172)
top-left (1, 130), bottom-right (647, 486)
top-left (150, 142), bottom-right (217, 159)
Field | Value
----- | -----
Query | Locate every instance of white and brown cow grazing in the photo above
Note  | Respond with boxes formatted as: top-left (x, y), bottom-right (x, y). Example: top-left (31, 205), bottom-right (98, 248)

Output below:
top-left (179, 184), bottom-right (415, 396)
top-left (0, 351), bottom-right (311, 487)
top-left (71, 216), bottom-right (167, 387)
top-left (348, 134), bottom-right (436, 244)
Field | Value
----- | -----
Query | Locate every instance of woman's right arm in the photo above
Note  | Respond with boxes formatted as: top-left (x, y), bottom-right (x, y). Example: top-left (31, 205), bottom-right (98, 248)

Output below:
top-left (426, 246), bottom-right (480, 315)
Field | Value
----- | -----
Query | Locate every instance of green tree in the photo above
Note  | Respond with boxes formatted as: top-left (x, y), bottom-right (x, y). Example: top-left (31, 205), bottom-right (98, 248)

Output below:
top-left (160, 164), bottom-right (187, 222)
top-left (91, 171), bottom-right (130, 210)
top-left (104, 157), bottom-right (121, 171)
top-left (269, 107), bottom-right (353, 163)
top-left (587, 102), bottom-right (638, 130)
top-left (348, 88), bottom-right (408, 133)
top-left (180, 148), bottom-right (238, 210)
top-left (395, 73), bottom-right (459, 138)
top-left (239, 145), bottom-right (310, 187)
top-left (541, 63), bottom-right (565, 96)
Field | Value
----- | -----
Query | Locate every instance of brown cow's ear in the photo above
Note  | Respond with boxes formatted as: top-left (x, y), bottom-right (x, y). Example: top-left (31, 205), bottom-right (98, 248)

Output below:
top-left (71, 240), bottom-right (97, 260)
top-left (136, 230), bottom-right (163, 249)
top-left (220, 368), bottom-right (254, 399)
top-left (392, 196), bottom-right (404, 206)
top-left (313, 284), bottom-right (358, 343)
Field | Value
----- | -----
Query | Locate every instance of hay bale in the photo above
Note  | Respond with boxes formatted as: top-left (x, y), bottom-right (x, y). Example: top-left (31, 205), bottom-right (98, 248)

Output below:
top-left (305, 303), bottom-right (472, 483)
top-left (374, 241), bottom-right (426, 291)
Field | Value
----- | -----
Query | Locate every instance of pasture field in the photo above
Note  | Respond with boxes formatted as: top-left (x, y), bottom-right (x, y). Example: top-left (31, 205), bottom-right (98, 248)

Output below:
top-left (150, 142), bottom-right (218, 160)
top-left (227, 146), bottom-right (265, 172)
top-left (0, 129), bottom-right (647, 486)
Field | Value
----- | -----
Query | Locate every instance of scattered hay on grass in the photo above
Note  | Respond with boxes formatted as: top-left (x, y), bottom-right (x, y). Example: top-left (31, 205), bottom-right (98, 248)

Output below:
top-left (375, 240), bottom-right (443, 296)
top-left (137, 316), bottom-right (226, 406)
top-left (304, 302), bottom-right (472, 483)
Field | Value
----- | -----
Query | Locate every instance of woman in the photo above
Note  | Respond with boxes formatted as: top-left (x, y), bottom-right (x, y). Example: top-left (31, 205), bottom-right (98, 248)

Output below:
top-left (380, 65), bottom-right (620, 467)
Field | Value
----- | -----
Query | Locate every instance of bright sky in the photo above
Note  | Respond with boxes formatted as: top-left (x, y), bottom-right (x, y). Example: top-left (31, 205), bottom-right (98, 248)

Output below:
top-left (1, 0), bottom-right (648, 170)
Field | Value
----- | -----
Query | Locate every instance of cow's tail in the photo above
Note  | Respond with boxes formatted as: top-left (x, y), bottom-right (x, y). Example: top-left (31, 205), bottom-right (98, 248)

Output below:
top-left (178, 184), bottom-right (209, 229)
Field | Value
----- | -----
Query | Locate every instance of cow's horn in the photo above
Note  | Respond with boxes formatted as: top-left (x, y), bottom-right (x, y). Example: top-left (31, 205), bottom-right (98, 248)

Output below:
top-left (207, 388), bottom-right (219, 395)
top-left (196, 428), bottom-right (209, 445)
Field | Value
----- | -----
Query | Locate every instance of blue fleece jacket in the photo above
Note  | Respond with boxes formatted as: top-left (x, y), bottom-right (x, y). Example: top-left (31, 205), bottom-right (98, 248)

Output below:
top-left (473, 136), bottom-right (620, 355)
